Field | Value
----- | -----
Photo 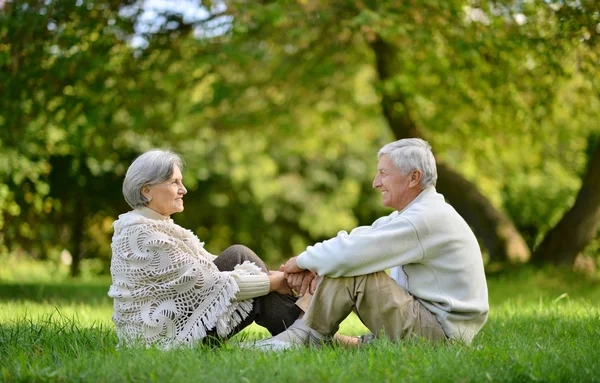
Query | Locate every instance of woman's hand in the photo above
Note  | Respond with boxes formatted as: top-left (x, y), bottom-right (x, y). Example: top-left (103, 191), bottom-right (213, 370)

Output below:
top-left (268, 271), bottom-right (293, 295)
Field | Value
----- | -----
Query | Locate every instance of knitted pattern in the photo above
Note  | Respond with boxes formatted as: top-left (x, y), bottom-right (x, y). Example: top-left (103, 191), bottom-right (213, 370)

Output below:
top-left (108, 210), bottom-right (263, 349)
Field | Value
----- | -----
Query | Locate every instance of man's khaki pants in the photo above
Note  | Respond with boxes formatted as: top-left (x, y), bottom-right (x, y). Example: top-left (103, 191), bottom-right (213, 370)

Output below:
top-left (296, 271), bottom-right (447, 342)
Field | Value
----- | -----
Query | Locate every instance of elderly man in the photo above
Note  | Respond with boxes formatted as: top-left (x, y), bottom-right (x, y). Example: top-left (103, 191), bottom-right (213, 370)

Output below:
top-left (251, 138), bottom-right (489, 350)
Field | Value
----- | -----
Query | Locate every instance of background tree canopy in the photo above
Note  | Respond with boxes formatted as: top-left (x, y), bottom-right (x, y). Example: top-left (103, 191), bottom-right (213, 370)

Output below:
top-left (1, 0), bottom-right (598, 276)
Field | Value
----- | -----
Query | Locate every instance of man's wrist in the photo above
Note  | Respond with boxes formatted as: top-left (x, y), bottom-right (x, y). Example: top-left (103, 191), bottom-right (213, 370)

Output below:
top-left (295, 255), bottom-right (304, 270)
top-left (284, 256), bottom-right (305, 273)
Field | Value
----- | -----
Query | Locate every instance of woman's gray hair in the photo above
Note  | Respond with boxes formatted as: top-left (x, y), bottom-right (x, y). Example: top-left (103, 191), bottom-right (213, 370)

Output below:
top-left (122, 149), bottom-right (184, 209)
top-left (378, 138), bottom-right (438, 188)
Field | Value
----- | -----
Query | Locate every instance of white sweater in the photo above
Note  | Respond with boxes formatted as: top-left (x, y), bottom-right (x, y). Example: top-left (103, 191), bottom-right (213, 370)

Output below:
top-left (108, 207), bottom-right (269, 348)
top-left (297, 187), bottom-right (489, 344)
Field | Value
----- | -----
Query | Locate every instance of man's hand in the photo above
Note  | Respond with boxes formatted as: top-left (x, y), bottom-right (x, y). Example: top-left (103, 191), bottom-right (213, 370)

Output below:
top-left (283, 256), bottom-right (304, 274)
top-left (286, 270), bottom-right (317, 296)
top-left (282, 256), bottom-right (316, 296)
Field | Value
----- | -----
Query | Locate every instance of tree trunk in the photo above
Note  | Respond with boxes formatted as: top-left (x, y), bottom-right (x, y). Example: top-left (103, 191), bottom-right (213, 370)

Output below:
top-left (70, 197), bottom-right (85, 277)
top-left (371, 37), bottom-right (530, 264)
top-left (532, 139), bottom-right (600, 265)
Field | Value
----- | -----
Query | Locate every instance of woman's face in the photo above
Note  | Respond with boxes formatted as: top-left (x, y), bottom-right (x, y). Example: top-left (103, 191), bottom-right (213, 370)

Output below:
top-left (144, 165), bottom-right (187, 216)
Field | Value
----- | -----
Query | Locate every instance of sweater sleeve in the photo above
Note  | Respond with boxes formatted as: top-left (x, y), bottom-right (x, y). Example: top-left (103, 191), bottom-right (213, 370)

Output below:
top-left (296, 216), bottom-right (424, 277)
top-left (231, 273), bottom-right (270, 301)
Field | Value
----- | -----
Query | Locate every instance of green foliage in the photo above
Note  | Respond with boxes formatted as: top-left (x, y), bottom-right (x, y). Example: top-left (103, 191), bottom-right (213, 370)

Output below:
top-left (0, 0), bottom-right (598, 271)
top-left (191, 0), bottom-right (600, 260)
top-left (0, 0), bottom-right (136, 266)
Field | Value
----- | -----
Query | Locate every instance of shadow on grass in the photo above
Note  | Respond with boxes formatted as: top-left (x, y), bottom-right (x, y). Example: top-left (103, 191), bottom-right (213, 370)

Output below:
top-left (0, 281), bottom-right (111, 305)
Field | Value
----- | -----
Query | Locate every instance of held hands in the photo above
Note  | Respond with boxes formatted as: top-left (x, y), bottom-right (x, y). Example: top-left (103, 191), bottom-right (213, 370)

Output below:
top-left (283, 256), bottom-right (303, 274)
top-left (268, 271), bottom-right (294, 295)
top-left (286, 270), bottom-right (316, 296)
top-left (281, 256), bottom-right (316, 296)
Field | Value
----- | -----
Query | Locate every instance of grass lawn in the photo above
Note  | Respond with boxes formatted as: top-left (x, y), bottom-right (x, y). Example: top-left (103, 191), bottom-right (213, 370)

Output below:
top-left (1, 260), bottom-right (599, 382)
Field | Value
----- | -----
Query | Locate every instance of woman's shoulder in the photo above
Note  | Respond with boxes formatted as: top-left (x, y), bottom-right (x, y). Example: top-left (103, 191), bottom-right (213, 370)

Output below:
top-left (114, 209), bottom-right (177, 226)
top-left (118, 212), bottom-right (201, 240)
top-left (113, 211), bottom-right (148, 231)
top-left (113, 211), bottom-right (172, 237)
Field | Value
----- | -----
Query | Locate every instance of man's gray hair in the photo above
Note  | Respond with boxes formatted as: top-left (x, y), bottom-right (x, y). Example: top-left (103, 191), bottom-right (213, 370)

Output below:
top-left (378, 138), bottom-right (438, 188)
top-left (122, 149), bottom-right (184, 209)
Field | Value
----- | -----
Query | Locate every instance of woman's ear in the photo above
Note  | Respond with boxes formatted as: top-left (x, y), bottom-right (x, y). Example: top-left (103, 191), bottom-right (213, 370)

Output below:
top-left (141, 185), bottom-right (152, 200)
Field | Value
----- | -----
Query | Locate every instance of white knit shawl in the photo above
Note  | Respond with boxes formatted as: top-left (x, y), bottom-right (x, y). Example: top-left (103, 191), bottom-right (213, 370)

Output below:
top-left (108, 210), bottom-right (263, 349)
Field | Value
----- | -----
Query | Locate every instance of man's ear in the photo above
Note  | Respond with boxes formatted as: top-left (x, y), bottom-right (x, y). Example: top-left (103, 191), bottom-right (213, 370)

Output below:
top-left (409, 170), bottom-right (422, 188)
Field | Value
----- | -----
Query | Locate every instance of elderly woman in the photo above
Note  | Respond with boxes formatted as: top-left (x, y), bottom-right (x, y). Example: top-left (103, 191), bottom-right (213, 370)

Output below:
top-left (108, 149), bottom-right (300, 349)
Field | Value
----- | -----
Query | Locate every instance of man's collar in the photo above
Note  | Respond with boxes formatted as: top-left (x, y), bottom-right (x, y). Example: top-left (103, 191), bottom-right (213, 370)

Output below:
top-left (397, 186), bottom-right (436, 214)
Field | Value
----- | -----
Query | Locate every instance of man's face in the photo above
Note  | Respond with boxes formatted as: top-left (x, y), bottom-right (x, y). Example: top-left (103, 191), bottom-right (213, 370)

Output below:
top-left (372, 154), bottom-right (417, 211)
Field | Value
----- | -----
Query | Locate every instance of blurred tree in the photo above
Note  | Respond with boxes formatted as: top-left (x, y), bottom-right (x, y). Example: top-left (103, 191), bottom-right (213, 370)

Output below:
top-left (201, 0), bottom-right (599, 265)
top-left (532, 136), bottom-right (600, 265)
top-left (1, 0), bottom-right (598, 275)
top-left (370, 35), bottom-right (529, 264)
top-left (0, 0), bottom-right (192, 275)
top-left (526, 0), bottom-right (600, 265)
top-left (0, 0), bottom-right (135, 275)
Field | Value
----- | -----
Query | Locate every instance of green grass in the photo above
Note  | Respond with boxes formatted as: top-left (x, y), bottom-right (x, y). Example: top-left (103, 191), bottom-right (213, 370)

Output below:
top-left (1, 263), bottom-right (599, 382)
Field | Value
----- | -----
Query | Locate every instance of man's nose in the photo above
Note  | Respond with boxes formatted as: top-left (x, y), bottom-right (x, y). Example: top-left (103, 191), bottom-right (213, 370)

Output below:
top-left (373, 174), bottom-right (381, 188)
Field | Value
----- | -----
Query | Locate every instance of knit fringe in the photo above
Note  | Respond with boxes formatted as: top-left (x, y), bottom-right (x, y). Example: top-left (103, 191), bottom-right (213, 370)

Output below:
top-left (186, 263), bottom-right (261, 342)
top-left (233, 261), bottom-right (265, 276)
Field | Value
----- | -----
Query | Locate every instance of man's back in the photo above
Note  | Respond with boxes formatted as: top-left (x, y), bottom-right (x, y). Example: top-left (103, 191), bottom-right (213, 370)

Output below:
top-left (397, 187), bottom-right (489, 343)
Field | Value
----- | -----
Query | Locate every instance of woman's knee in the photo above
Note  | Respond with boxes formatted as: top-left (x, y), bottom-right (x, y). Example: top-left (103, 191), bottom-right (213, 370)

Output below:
top-left (221, 244), bottom-right (257, 260)
top-left (216, 244), bottom-right (268, 272)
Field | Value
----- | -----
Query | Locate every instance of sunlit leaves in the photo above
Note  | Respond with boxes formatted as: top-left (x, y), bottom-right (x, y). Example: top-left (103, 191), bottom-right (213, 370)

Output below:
top-left (1, 0), bottom-right (598, 269)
